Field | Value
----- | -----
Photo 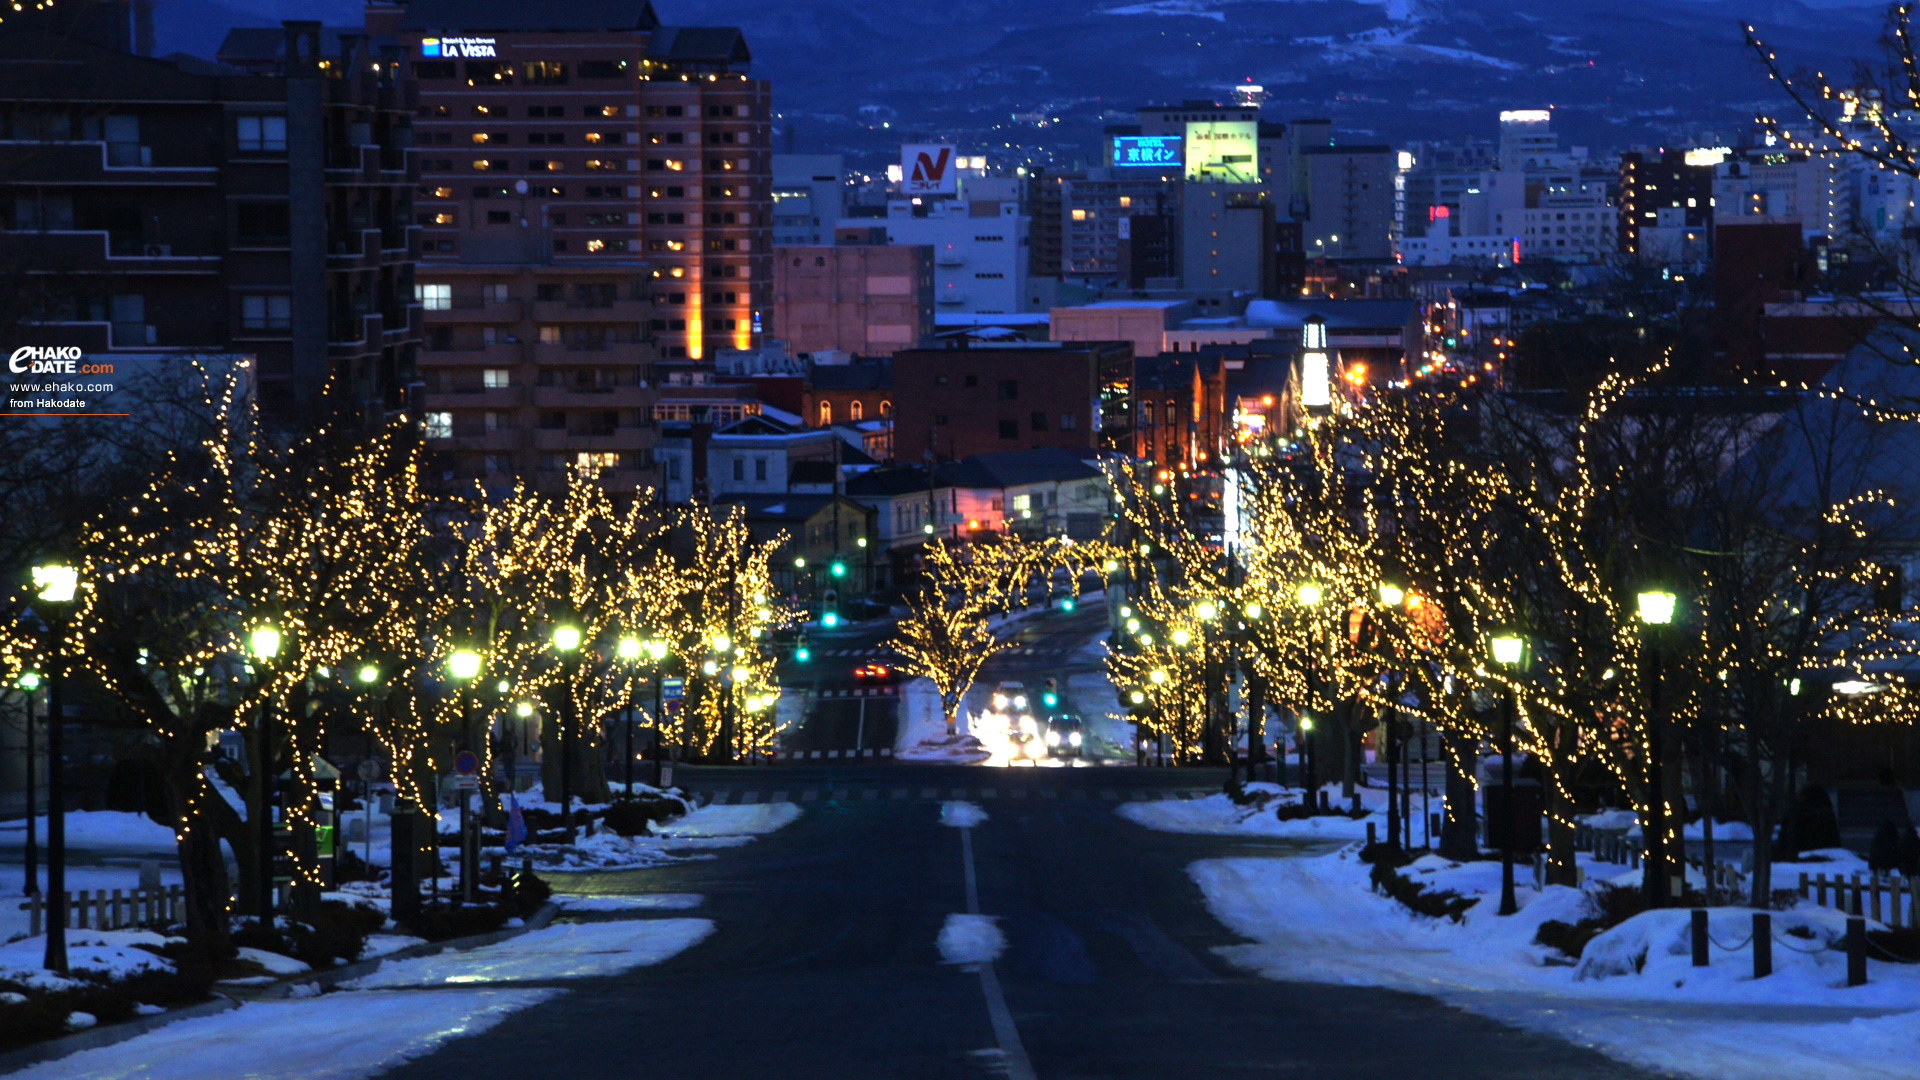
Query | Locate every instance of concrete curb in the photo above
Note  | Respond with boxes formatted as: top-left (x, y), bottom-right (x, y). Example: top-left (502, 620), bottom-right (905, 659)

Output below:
top-left (0, 900), bottom-right (562, 1075)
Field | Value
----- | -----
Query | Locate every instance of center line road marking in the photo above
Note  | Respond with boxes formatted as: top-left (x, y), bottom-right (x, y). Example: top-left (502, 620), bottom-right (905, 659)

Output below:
top-left (956, 812), bottom-right (1036, 1080)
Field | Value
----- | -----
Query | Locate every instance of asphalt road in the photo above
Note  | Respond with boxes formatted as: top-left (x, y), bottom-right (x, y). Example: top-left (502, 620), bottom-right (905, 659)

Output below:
top-left (379, 762), bottom-right (1661, 1080)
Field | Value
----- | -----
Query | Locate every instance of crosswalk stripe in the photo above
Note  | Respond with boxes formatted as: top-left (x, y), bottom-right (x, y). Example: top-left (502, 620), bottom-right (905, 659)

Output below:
top-left (862, 788), bottom-right (878, 800)
top-left (771, 790), bottom-right (787, 802)
top-left (800, 789), bottom-right (819, 802)
top-left (892, 789), bottom-right (907, 799)
top-left (740, 790), bottom-right (761, 805)
top-left (1011, 789), bottom-right (1028, 799)
top-left (1100, 790), bottom-right (1119, 801)
top-left (980, 789), bottom-right (998, 799)
top-left (920, 788), bottom-right (938, 800)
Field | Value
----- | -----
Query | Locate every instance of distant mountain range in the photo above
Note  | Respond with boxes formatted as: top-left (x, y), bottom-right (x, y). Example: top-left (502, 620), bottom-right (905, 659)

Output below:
top-left (157, 0), bottom-right (1890, 168)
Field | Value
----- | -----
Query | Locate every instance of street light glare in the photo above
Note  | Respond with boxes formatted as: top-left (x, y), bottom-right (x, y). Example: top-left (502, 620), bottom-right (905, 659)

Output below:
top-left (1636, 590), bottom-right (1677, 625)
top-left (618, 637), bottom-right (642, 661)
top-left (1296, 583), bottom-right (1323, 607)
top-left (448, 649), bottom-right (482, 680)
top-left (1195, 601), bottom-right (1217, 620)
top-left (552, 626), bottom-right (583, 652)
top-left (1171, 629), bottom-right (1192, 647)
top-left (1379, 584), bottom-right (1405, 607)
top-left (357, 665), bottom-right (380, 684)
top-left (248, 626), bottom-right (283, 661)
top-left (30, 564), bottom-right (78, 604)
top-left (17, 671), bottom-right (40, 690)
top-left (1149, 669), bottom-right (1168, 684)
top-left (646, 639), bottom-right (669, 661)
top-left (516, 701), bottom-right (534, 717)
top-left (1489, 634), bottom-right (1524, 666)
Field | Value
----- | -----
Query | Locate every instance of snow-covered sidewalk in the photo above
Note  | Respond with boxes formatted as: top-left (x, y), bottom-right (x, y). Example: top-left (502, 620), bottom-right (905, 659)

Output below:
top-left (1119, 782), bottom-right (1384, 841)
top-left (1184, 846), bottom-right (1920, 1080)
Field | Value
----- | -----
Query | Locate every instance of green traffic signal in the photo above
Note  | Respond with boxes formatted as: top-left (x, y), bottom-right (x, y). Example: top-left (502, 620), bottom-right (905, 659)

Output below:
top-left (830, 561), bottom-right (846, 577)
top-left (822, 611), bottom-right (840, 628)
top-left (1061, 597), bottom-right (1075, 612)
top-left (1043, 693), bottom-right (1058, 707)
top-left (796, 647), bottom-right (811, 662)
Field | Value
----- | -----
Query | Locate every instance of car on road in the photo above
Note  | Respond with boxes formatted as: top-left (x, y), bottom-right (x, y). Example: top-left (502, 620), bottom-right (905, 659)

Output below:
top-left (853, 661), bottom-right (899, 685)
top-left (991, 682), bottom-right (1030, 716)
top-left (1045, 716), bottom-right (1086, 758)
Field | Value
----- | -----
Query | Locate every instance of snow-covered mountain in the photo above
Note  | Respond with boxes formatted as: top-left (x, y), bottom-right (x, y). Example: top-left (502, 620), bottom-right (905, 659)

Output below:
top-left (155, 0), bottom-right (1885, 162)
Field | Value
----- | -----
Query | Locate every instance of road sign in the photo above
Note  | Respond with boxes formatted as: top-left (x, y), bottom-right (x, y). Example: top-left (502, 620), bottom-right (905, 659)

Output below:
top-left (662, 677), bottom-right (685, 701)
top-left (453, 750), bottom-right (479, 776)
top-left (663, 698), bottom-right (683, 717)
top-left (453, 775), bottom-right (478, 791)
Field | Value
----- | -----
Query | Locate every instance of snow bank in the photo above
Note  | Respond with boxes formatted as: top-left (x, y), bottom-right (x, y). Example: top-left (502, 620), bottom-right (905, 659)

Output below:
top-left (655, 803), bottom-right (799, 838)
top-left (937, 914), bottom-right (1005, 965)
top-left (894, 678), bottom-right (992, 763)
top-left (0, 929), bottom-right (176, 990)
top-left (0, 811), bottom-right (178, 856)
top-left (940, 801), bottom-right (988, 829)
top-left (1190, 848), bottom-right (1920, 1080)
top-left (344, 919), bottom-right (714, 988)
top-left (1118, 789), bottom-right (1378, 841)
top-left (8, 989), bottom-right (557, 1080)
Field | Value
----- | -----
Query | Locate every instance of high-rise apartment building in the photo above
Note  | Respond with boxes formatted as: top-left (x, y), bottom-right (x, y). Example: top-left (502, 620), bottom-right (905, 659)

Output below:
top-left (395, 0), bottom-right (770, 492)
top-left (0, 3), bottom-right (420, 423)
top-left (772, 154), bottom-right (844, 246)
top-left (1619, 149), bottom-right (1715, 256)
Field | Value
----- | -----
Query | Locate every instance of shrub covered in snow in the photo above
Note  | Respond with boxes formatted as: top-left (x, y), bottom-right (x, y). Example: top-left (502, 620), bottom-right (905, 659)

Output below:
top-left (0, 932), bottom-right (216, 1051)
top-left (1368, 861), bottom-right (1478, 923)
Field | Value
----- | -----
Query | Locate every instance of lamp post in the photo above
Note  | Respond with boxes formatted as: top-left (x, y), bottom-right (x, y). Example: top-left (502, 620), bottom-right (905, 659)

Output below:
top-left (17, 671), bottom-right (40, 897)
top-left (247, 623), bottom-right (283, 926)
top-left (1636, 589), bottom-right (1678, 909)
top-left (1378, 584), bottom-right (1405, 848)
top-left (551, 625), bottom-right (582, 842)
top-left (30, 564), bottom-right (76, 974)
top-left (618, 637), bottom-right (641, 798)
top-left (446, 649), bottom-right (481, 901)
top-left (1489, 631), bottom-right (1525, 916)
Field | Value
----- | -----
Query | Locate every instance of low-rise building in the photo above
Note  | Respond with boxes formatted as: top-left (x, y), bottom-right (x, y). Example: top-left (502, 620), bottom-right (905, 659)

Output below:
top-left (890, 340), bottom-right (1134, 462)
top-left (773, 244), bottom-right (932, 357)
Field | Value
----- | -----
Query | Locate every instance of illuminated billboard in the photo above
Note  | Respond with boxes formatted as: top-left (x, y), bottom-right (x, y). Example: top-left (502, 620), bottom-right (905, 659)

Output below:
top-left (1112, 135), bottom-right (1182, 169)
top-left (901, 144), bottom-right (958, 195)
top-left (1184, 121), bottom-right (1257, 183)
top-left (421, 36), bottom-right (497, 58)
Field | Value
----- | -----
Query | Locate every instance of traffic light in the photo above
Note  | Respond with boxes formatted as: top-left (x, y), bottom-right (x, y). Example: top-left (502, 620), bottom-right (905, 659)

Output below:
top-left (830, 560), bottom-right (847, 578)
top-left (1042, 677), bottom-right (1059, 710)
top-left (795, 633), bottom-right (811, 662)
top-left (822, 611), bottom-right (839, 629)
top-left (1061, 596), bottom-right (1075, 612)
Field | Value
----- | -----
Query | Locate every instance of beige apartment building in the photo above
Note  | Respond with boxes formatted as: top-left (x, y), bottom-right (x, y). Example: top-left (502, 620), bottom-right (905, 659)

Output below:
top-left (772, 244), bottom-right (933, 358)
top-left (394, 0), bottom-right (771, 491)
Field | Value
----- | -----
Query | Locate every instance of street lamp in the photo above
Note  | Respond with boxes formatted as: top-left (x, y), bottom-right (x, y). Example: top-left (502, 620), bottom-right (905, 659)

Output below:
top-left (1296, 582), bottom-right (1323, 607)
top-left (1636, 589), bottom-right (1678, 908)
top-left (552, 625), bottom-right (582, 841)
top-left (445, 649), bottom-right (483, 901)
top-left (29, 563), bottom-right (77, 974)
top-left (16, 671), bottom-right (40, 898)
top-left (1195, 601), bottom-right (1217, 621)
top-left (1488, 631), bottom-right (1524, 916)
top-left (1379, 584), bottom-right (1405, 608)
top-left (247, 621), bottom-right (283, 929)
top-left (357, 664), bottom-right (380, 685)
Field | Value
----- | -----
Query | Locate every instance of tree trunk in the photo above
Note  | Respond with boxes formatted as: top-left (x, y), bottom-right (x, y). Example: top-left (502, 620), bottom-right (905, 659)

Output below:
top-left (1338, 699), bottom-right (1359, 800)
top-left (1545, 724), bottom-right (1578, 886)
top-left (164, 747), bottom-right (233, 950)
top-left (1440, 728), bottom-right (1479, 861)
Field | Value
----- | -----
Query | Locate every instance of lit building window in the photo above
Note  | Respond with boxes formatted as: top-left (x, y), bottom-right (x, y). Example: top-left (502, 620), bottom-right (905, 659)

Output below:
top-left (850, 400), bottom-right (864, 421)
top-left (416, 283), bottom-right (451, 310)
top-left (818, 400), bottom-right (832, 425)
top-left (423, 411), bottom-right (453, 438)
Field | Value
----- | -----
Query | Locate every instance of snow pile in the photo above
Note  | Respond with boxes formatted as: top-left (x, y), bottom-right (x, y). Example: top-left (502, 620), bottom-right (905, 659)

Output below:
top-left (8, 989), bottom-right (559, 1080)
top-left (937, 914), bottom-right (1005, 966)
top-left (556, 893), bottom-right (703, 913)
top-left (345, 919), bottom-right (714, 989)
top-left (0, 811), bottom-right (178, 856)
top-left (939, 801), bottom-right (989, 829)
top-left (894, 678), bottom-right (991, 764)
top-left (1119, 785), bottom-right (1380, 841)
top-left (1190, 848), bottom-right (1920, 1080)
top-left (654, 803), bottom-right (799, 838)
top-left (234, 947), bottom-right (311, 976)
top-left (0, 929), bottom-right (177, 990)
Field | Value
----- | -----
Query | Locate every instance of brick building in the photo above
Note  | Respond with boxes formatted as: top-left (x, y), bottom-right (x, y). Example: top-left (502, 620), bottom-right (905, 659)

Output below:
top-left (889, 341), bottom-right (1133, 463)
top-left (0, 4), bottom-right (421, 422)
top-left (1132, 353), bottom-right (1229, 470)
top-left (773, 244), bottom-right (931, 357)
top-left (802, 360), bottom-right (892, 431)
top-left (397, 0), bottom-right (771, 490)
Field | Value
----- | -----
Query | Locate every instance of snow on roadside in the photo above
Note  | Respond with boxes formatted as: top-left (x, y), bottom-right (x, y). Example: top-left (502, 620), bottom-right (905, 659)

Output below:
top-left (0, 865), bottom-right (186, 943)
top-left (1118, 785), bottom-right (1379, 841)
top-left (0, 930), bottom-right (176, 991)
top-left (937, 914), bottom-right (1005, 966)
top-left (939, 802), bottom-right (988, 829)
top-left (655, 803), bottom-right (799, 838)
top-left (894, 678), bottom-right (992, 764)
top-left (5, 989), bottom-right (558, 1080)
top-left (343, 919), bottom-right (713, 989)
top-left (1190, 849), bottom-right (1920, 1080)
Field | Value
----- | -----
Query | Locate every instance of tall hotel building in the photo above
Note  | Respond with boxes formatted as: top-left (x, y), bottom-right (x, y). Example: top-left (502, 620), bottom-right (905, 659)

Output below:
top-left (387, 0), bottom-right (771, 491)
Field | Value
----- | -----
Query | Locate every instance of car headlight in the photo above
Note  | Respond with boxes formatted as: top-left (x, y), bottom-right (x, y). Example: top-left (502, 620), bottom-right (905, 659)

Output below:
top-left (1014, 695), bottom-right (1027, 709)
top-left (993, 694), bottom-right (1008, 709)
top-left (1046, 731), bottom-right (1060, 746)
top-left (1069, 732), bottom-right (1082, 746)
